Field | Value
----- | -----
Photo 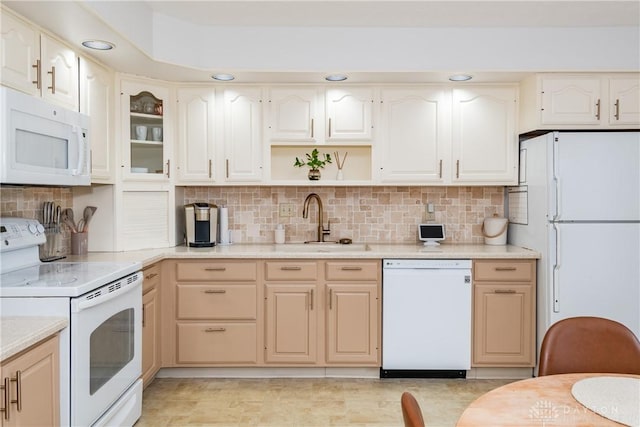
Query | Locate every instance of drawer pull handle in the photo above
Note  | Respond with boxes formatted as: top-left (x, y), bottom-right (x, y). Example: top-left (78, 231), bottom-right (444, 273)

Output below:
top-left (281, 266), bottom-right (302, 271)
top-left (204, 327), bottom-right (226, 332)
top-left (494, 289), bottom-right (517, 294)
top-left (204, 267), bottom-right (227, 271)
top-left (495, 267), bottom-right (517, 271)
top-left (145, 273), bottom-right (158, 279)
top-left (32, 59), bottom-right (41, 89)
top-left (12, 371), bottom-right (21, 412)
top-left (1, 377), bottom-right (9, 420)
top-left (47, 66), bottom-right (56, 94)
top-left (203, 289), bottom-right (226, 294)
top-left (341, 266), bottom-right (363, 271)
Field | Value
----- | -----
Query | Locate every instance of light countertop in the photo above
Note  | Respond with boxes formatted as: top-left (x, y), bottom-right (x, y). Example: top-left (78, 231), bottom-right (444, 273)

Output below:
top-left (0, 317), bottom-right (68, 362)
top-left (67, 243), bottom-right (540, 268)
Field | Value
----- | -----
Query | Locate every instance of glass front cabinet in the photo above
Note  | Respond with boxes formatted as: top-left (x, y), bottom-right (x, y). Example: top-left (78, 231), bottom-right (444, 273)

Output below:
top-left (120, 80), bottom-right (172, 181)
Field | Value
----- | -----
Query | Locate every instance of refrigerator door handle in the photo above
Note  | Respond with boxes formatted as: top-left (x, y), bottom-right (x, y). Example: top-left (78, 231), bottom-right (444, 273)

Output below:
top-left (552, 135), bottom-right (561, 221)
top-left (552, 223), bottom-right (561, 313)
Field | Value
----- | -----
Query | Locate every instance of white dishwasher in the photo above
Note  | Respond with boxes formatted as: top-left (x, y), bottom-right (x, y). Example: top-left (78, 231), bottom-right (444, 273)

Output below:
top-left (381, 259), bottom-right (472, 378)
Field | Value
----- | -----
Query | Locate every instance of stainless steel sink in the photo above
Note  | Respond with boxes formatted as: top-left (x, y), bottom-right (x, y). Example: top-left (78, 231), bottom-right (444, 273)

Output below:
top-left (276, 243), bottom-right (370, 252)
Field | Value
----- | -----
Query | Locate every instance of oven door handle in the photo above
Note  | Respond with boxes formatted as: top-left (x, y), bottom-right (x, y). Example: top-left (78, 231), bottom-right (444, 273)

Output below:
top-left (74, 274), bottom-right (142, 312)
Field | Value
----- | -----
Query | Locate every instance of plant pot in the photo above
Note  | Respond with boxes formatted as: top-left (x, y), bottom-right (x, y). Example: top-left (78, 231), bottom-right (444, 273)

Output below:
top-left (308, 169), bottom-right (321, 180)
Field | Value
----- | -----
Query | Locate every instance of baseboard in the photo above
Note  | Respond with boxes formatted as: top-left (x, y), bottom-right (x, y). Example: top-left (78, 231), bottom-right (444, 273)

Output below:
top-left (155, 367), bottom-right (380, 379)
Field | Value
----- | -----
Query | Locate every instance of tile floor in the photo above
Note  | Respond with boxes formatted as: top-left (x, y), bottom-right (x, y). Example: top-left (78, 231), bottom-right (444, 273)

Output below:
top-left (136, 377), bottom-right (515, 426)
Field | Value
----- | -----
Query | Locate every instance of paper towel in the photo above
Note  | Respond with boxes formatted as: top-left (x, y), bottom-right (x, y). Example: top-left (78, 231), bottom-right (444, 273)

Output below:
top-left (219, 206), bottom-right (230, 245)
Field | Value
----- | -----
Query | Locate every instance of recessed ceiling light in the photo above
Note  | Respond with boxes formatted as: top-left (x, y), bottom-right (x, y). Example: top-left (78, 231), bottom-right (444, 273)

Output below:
top-left (81, 40), bottom-right (115, 50)
top-left (212, 73), bottom-right (235, 81)
top-left (449, 74), bottom-right (473, 82)
top-left (325, 74), bottom-right (348, 82)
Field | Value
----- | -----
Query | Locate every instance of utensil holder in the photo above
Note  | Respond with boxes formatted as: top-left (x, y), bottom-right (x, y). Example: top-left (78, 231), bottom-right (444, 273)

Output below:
top-left (39, 225), bottom-right (62, 261)
top-left (71, 232), bottom-right (88, 255)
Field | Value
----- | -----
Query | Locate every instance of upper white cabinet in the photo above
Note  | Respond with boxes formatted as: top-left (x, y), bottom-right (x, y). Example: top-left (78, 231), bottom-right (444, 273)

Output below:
top-left (1, 10), bottom-right (39, 96)
top-left (176, 87), bottom-right (216, 183)
top-left (451, 86), bottom-right (518, 185)
top-left (120, 78), bottom-right (173, 182)
top-left (223, 87), bottom-right (264, 182)
top-left (325, 87), bottom-right (374, 142)
top-left (268, 87), bottom-right (321, 143)
top-left (609, 77), bottom-right (640, 125)
top-left (378, 88), bottom-right (449, 183)
top-left (267, 86), bottom-right (374, 144)
top-left (1, 10), bottom-right (78, 110)
top-left (80, 57), bottom-right (115, 183)
top-left (520, 73), bottom-right (640, 132)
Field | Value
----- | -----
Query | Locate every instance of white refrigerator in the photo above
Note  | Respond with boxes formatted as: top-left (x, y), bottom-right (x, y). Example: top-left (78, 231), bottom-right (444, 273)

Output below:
top-left (507, 131), bottom-right (640, 357)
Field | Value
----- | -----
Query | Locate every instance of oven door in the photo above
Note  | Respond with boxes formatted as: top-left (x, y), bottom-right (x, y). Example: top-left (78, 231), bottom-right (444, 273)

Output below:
top-left (70, 272), bottom-right (142, 427)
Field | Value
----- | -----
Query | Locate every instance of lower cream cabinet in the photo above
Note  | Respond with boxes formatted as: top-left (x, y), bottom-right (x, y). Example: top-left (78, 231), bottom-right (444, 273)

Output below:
top-left (167, 260), bottom-right (259, 365)
top-left (325, 261), bottom-right (380, 365)
top-left (472, 259), bottom-right (536, 366)
top-left (264, 261), bottom-right (319, 364)
top-left (264, 260), bottom-right (381, 366)
top-left (142, 263), bottom-right (161, 388)
top-left (0, 335), bottom-right (59, 427)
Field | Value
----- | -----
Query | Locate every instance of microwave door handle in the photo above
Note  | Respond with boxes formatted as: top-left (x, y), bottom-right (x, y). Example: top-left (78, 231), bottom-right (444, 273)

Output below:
top-left (72, 126), bottom-right (85, 176)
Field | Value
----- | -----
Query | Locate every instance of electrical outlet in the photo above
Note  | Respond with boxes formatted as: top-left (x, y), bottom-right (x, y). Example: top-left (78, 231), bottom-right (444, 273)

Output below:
top-left (279, 203), bottom-right (295, 217)
top-left (425, 203), bottom-right (436, 221)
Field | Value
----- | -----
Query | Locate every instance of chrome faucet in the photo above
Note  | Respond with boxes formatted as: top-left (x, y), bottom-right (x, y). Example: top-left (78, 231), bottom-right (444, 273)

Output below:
top-left (302, 193), bottom-right (330, 243)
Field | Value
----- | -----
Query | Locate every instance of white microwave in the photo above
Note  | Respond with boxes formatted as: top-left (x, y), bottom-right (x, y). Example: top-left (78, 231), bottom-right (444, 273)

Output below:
top-left (1, 87), bottom-right (90, 186)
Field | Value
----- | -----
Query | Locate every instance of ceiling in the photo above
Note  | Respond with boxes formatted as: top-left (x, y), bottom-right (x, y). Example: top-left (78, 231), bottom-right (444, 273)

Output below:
top-left (3, 1), bottom-right (639, 83)
top-left (143, 1), bottom-right (640, 28)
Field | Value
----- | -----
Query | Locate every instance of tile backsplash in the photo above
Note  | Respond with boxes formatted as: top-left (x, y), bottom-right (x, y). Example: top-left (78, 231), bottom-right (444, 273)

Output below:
top-left (184, 186), bottom-right (505, 244)
top-left (0, 185), bottom-right (506, 250)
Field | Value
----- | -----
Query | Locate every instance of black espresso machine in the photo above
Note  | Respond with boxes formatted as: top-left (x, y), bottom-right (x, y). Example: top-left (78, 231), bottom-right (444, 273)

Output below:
top-left (184, 202), bottom-right (217, 247)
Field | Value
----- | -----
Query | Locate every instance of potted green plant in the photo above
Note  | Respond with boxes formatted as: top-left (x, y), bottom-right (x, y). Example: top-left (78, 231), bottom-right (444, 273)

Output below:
top-left (294, 148), bottom-right (332, 180)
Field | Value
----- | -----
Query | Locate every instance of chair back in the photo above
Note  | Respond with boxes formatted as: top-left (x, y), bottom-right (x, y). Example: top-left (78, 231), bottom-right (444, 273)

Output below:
top-left (401, 392), bottom-right (425, 427)
top-left (538, 316), bottom-right (640, 376)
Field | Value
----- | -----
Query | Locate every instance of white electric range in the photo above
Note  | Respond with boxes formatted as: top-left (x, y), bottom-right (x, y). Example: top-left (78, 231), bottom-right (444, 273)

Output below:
top-left (0, 217), bottom-right (143, 427)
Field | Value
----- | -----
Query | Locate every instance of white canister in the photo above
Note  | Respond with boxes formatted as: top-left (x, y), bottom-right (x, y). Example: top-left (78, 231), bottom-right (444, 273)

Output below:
top-left (482, 215), bottom-right (508, 245)
top-left (274, 224), bottom-right (285, 244)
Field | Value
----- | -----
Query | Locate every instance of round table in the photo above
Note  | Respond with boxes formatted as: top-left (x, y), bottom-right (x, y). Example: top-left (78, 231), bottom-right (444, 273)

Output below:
top-left (456, 373), bottom-right (640, 426)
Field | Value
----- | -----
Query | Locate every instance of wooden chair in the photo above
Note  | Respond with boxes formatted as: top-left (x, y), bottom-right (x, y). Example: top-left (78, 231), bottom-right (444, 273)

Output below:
top-left (538, 316), bottom-right (640, 376)
top-left (401, 391), bottom-right (425, 427)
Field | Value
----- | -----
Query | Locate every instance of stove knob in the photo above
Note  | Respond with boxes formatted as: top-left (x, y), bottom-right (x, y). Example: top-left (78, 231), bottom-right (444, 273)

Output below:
top-left (36, 223), bottom-right (45, 233)
top-left (28, 223), bottom-right (38, 234)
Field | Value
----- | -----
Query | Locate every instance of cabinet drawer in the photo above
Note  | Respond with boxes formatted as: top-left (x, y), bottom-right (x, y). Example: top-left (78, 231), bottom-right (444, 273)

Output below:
top-left (177, 322), bottom-right (257, 364)
top-left (176, 261), bottom-right (257, 281)
top-left (265, 261), bottom-right (317, 281)
top-left (177, 284), bottom-right (256, 319)
top-left (325, 261), bottom-right (379, 281)
top-left (473, 260), bottom-right (535, 282)
top-left (142, 263), bottom-right (161, 293)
